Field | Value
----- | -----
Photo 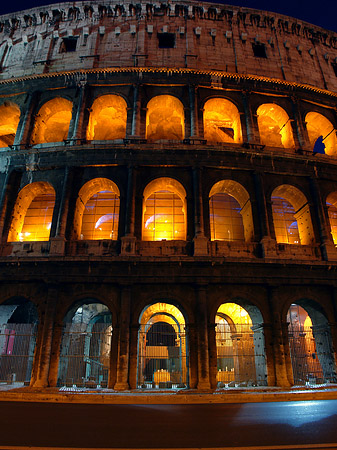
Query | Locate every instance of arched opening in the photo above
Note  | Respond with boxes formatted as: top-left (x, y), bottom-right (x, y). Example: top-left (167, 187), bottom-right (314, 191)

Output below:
top-left (0, 102), bottom-right (20, 147)
top-left (203, 98), bottom-right (243, 143)
top-left (146, 95), bottom-right (184, 141)
top-left (209, 180), bottom-right (253, 242)
top-left (7, 182), bottom-right (55, 242)
top-left (30, 97), bottom-right (73, 145)
top-left (58, 300), bottom-right (112, 388)
top-left (86, 94), bottom-right (127, 141)
top-left (215, 302), bottom-right (267, 386)
top-left (287, 302), bottom-right (336, 385)
top-left (73, 178), bottom-right (120, 241)
top-left (326, 192), bottom-right (337, 245)
top-left (0, 297), bottom-right (38, 386)
top-left (271, 185), bottom-right (314, 245)
top-left (137, 302), bottom-right (188, 389)
top-left (257, 103), bottom-right (295, 149)
top-left (142, 178), bottom-right (187, 241)
top-left (306, 112), bottom-right (336, 156)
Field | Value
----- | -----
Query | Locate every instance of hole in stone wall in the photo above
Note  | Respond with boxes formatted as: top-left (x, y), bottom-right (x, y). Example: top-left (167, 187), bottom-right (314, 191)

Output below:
top-left (60, 38), bottom-right (78, 53)
top-left (252, 43), bottom-right (267, 58)
top-left (157, 33), bottom-right (175, 48)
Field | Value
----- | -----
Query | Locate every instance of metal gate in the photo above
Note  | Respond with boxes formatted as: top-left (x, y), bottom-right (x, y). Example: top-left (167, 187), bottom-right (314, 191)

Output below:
top-left (216, 323), bottom-right (266, 385)
top-left (58, 322), bottom-right (112, 387)
top-left (138, 322), bottom-right (188, 388)
top-left (288, 326), bottom-right (324, 384)
top-left (0, 323), bottom-right (36, 384)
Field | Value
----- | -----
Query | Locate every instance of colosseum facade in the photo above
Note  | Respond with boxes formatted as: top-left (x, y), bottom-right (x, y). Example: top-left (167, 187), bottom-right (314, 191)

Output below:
top-left (0, 0), bottom-right (336, 391)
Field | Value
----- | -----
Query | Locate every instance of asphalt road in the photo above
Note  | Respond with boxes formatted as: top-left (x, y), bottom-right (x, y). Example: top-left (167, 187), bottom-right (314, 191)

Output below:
top-left (0, 400), bottom-right (337, 448)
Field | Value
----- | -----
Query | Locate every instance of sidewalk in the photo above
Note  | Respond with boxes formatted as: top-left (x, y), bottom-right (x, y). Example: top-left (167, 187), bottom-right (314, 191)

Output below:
top-left (1, 383), bottom-right (337, 404)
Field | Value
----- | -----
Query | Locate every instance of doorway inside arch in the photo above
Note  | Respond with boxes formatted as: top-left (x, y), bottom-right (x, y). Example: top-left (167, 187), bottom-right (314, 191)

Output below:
top-left (216, 302), bottom-right (267, 387)
top-left (287, 303), bottom-right (336, 385)
top-left (58, 302), bottom-right (112, 388)
top-left (0, 297), bottom-right (38, 386)
top-left (137, 302), bottom-right (188, 389)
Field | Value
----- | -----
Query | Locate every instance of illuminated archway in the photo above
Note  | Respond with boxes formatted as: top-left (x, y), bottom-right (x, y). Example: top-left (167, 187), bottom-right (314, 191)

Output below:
top-left (287, 302), bottom-right (336, 385)
top-left (8, 182), bottom-right (55, 242)
top-left (257, 103), bottom-right (295, 149)
top-left (86, 94), bottom-right (127, 141)
top-left (326, 192), bottom-right (337, 245)
top-left (58, 300), bottom-right (112, 388)
top-left (215, 302), bottom-right (266, 386)
top-left (30, 98), bottom-right (73, 145)
top-left (271, 185), bottom-right (314, 245)
top-left (146, 95), bottom-right (184, 141)
top-left (209, 180), bottom-right (253, 242)
top-left (306, 112), bottom-right (336, 156)
top-left (0, 297), bottom-right (38, 386)
top-left (137, 302), bottom-right (188, 388)
top-left (142, 178), bottom-right (187, 241)
top-left (0, 102), bottom-right (20, 147)
top-left (73, 178), bottom-right (120, 240)
top-left (203, 98), bottom-right (243, 143)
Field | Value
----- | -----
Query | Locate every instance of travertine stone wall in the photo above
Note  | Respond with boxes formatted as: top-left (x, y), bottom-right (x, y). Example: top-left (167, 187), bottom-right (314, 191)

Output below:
top-left (0, 1), bottom-right (337, 92)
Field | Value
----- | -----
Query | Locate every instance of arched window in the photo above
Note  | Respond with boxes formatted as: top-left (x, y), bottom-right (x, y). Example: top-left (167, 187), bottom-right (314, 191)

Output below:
top-left (137, 302), bottom-right (188, 389)
top-left (142, 178), bottom-right (186, 241)
top-left (0, 102), bottom-right (20, 147)
top-left (209, 180), bottom-right (253, 242)
top-left (58, 300), bottom-right (112, 388)
top-left (287, 302), bottom-right (336, 385)
top-left (215, 302), bottom-right (267, 386)
top-left (0, 297), bottom-right (38, 386)
top-left (203, 98), bottom-right (242, 143)
top-left (86, 94), bottom-right (127, 141)
top-left (326, 192), bottom-right (337, 245)
top-left (30, 97), bottom-right (73, 145)
top-left (146, 95), bottom-right (184, 141)
top-left (8, 182), bottom-right (55, 242)
top-left (257, 103), bottom-right (295, 149)
top-left (74, 178), bottom-right (120, 240)
top-left (271, 185), bottom-right (314, 245)
top-left (306, 112), bottom-right (336, 156)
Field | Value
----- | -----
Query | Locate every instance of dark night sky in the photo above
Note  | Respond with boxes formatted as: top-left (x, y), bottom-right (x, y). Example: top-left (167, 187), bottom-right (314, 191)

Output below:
top-left (0, 0), bottom-right (336, 33)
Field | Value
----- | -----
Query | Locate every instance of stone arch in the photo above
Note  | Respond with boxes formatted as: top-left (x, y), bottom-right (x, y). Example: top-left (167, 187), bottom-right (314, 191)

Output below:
top-left (86, 94), bottom-right (127, 141)
top-left (58, 298), bottom-right (113, 388)
top-left (257, 103), bottom-right (295, 149)
top-left (326, 191), bottom-right (337, 245)
top-left (30, 97), bottom-right (73, 145)
top-left (73, 178), bottom-right (120, 240)
top-left (209, 180), bottom-right (254, 242)
top-left (215, 300), bottom-right (267, 386)
top-left (0, 101), bottom-right (20, 147)
top-left (142, 177), bottom-right (187, 241)
top-left (137, 301), bottom-right (188, 389)
top-left (146, 95), bottom-right (185, 141)
top-left (286, 299), bottom-right (336, 385)
top-left (0, 296), bottom-right (38, 386)
top-left (306, 112), bottom-right (336, 156)
top-left (203, 97), bottom-right (243, 144)
top-left (7, 181), bottom-right (55, 242)
top-left (271, 184), bottom-right (314, 245)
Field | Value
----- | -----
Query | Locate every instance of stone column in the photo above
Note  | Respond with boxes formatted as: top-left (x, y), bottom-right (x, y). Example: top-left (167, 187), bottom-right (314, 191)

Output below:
top-left (189, 85), bottom-right (199, 139)
top-left (252, 171), bottom-right (277, 257)
top-left (114, 286), bottom-right (131, 390)
top-left (13, 91), bottom-right (40, 148)
top-left (261, 323), bottom-right (276, 386)
top-left (128, 324), bottom-right (140, 389)
top-left (49, 167), bottom-right (73, 255)
top-left (131, 84), bottom-right (141, 138)
top-left (241, 91), bottom-right (260, 144)
top-left (47, 318), bottom-right (63, 387)
top-left (268, 287), bottom-right (292, 387)
top-left (309, 177), bottom-right (337, 261)
top-left (68, 81), bottom-right (87, 144)
top-left (312, 323), bottom-right (337, 382)
top-left (121, 166), bottom-right (137, 255)
top-left (108, 326), bottom-right (119, 388)
top-left (290, 96), bottom-right (311, 152)
top-left (31, 286), bottom-right (57, 387)
top-left (208, 323), bottom-right (218, 389)
top-left (186, 323), bottom-right (198, 389)
top-left (193, 167), bottom-right (208, 255)
top-left (196, 286), bottom-right (211, 390)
